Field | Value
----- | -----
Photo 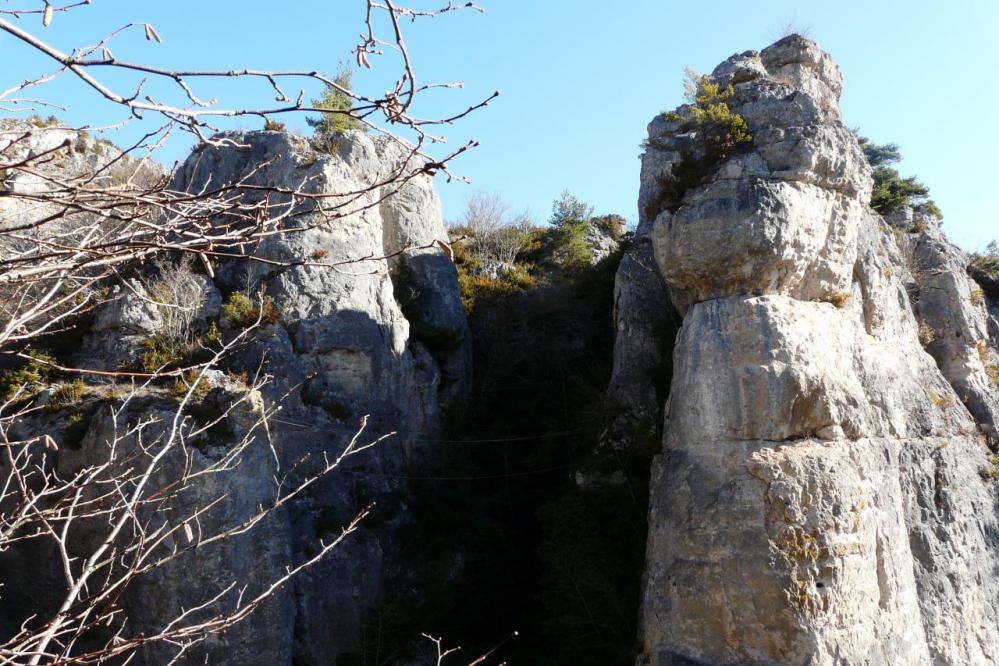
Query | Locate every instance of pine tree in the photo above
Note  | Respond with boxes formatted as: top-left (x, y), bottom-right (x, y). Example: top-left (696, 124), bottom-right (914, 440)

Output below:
top-left (307, 64), bottom-right (364, 140)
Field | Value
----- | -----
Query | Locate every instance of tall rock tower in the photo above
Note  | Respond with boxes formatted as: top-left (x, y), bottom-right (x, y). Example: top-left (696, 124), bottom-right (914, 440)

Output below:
top-left (632, 36), bottom-right (999, 665)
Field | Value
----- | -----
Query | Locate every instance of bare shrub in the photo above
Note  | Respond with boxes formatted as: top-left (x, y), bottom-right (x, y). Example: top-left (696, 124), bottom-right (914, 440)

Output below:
top-left (452, 191), bottom-right (532, 266)
top-left (147, 256), bottom-right (208, 345)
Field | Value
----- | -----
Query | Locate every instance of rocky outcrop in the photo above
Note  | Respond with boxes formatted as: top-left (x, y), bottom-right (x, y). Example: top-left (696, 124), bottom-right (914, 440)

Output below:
top-left (0, 119), bottom-right (158, 197)
top-left (584, 217), bottom-right (625, 264)
top-left (4, 381), bottom-right (292, 666)
top-left (602, 151), bottom-right (679, 451)
top-left (630, 36), bottom-right (999, 665)
top-left (1, 128), bottom-right (468, 664)
top-left (165, 130), bottom-right (468, 663)
top-left (887, 207), bottom-right (999, 441)
top-left (0, 119), bottom-right (162, 255)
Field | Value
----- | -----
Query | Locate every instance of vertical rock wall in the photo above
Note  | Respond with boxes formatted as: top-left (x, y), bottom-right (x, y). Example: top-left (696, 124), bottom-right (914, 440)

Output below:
top-left (632, 36), bottom-right (999, 665)
top-left (167, 130), bottom-right (470, 664)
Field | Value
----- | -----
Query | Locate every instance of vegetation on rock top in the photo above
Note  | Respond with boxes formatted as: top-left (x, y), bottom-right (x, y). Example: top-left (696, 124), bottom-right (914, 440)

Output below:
top-left (449, 190), bottom-right (626, 316)
top-left (972, 242), bottom-right (999, 276)
top-left (855, 133), bottom-right (942, 219)
top-left (308, 64), bottom-right (364, 150)
top-left (644, 68), bottom-right (753, 219)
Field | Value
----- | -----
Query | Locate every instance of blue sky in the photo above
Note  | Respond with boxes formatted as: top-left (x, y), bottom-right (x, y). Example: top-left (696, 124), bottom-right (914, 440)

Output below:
top-left (4, 1), bottom-right (996, 250)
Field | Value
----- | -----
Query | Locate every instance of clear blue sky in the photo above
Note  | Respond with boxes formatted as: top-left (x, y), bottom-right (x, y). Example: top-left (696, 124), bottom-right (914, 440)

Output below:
top-left (4, 1), bottom-right (996, 250)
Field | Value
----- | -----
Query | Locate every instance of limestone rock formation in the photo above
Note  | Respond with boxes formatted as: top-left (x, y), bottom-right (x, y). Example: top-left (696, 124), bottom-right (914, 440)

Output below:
top-left (3, 380), bottom-right (289, 666)
top-left (0, 128), bottom-right (468, 664)
top-left (603, 154), bottom-right (678, 450)
top-left (584, 218), bottom-right (624, 264)
top-left (0, 119), bottom-right (163, 250)
top-left (886, 207), bottom-right (999, 441)
top-left (157, 129), bottom-right (468, 664)
top-left (629, 36), bottom-right (999, 665)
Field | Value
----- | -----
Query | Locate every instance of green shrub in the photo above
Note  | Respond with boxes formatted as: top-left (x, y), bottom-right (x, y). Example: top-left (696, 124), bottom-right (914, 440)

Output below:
top-left (504, 263), bottom-right (538, 290)
top-left (129, 260), bottom-right (233, 373)
top-left (220, 291), bottom-right (254, 326)
top-left (644, 68), bottom-right (752, 219)
top-left (856, 133), bottom-right (941, 218)
top-left (221, 291), bottom-right (279, 328)
top-left (549, 190), bottom-right (593, 228)
top-left (549, 221), bottom-right (593, 269)
top-left (457, 270), bottom-right (523, 315)
top-left (205, 321), bottom-right (222, 343)
top-left (451, 221), bottom-right (542, 314)
top-left (856, 137), bottom-right (901, 167)
top-left (1, 352), bottom-right (56, 401)
top-left (546, 192), bottom-right (595, 269)
top-left (984, 453), bottom-right (999, 481)
top-left (450, 233), bottom-right (480, 270)
top-left (307, 64), bottom-right (364, 148)
top-left (519, 227), bottom-right (547, 257)
top-left (138, 333), bottom-right (191, 372)
top-left (49, 378), bottom-right (85, 410)
top-left (171, 370), bottom-right (212, 401)
top-left (458, 264), bottom-right (541, 313)
top-left (971, 243), bottom-right (999, 280)
top-left (870, 168), bottom-right (933, 216)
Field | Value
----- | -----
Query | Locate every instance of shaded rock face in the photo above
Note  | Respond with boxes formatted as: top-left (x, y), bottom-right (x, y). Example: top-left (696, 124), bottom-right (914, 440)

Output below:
top-left (630, 36), bottom-right (999, 665)
top-left (0, 375), bottom-right (292, 665)
top-left (2, 130), bottom-right (467, 664)
top-left (603, 131), bottom-right (679, 451)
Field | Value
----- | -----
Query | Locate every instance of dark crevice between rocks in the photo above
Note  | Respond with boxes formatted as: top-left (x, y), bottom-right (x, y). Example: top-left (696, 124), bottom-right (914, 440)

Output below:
top-left (970, 263), bottom-right (999, 301)
top-left (351, 250), bottom-right (651, 666)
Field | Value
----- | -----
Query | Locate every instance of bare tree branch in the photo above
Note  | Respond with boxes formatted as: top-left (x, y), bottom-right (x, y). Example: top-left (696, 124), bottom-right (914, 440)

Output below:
top-left (0, 1), bottom-right (490, 662)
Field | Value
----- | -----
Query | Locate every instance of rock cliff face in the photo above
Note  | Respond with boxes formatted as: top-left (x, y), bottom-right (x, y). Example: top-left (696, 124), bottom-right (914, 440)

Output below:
top-left (0, 128), bottom-right (468, 664)
top-left (164, 129), bottom-right (469, 664)
top-left (628, 36), bottom-right (999, 665)
top-left (886, 207), bottom-right (999, 441)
